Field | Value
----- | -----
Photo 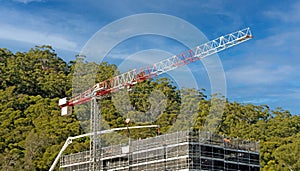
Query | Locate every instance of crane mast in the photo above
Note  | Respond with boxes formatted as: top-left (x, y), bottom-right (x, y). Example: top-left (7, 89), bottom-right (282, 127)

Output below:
top-left (58, 28), bottom-right (252, 171)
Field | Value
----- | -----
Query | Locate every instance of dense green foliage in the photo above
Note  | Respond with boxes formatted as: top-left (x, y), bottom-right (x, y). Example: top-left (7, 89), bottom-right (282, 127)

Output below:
top-left (0, 46), bottom-right (299, 171)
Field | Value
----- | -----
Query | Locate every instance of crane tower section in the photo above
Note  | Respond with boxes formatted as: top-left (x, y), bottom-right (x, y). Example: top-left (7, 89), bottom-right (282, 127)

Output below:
top-left (58, 28), bottom-right (252, 116)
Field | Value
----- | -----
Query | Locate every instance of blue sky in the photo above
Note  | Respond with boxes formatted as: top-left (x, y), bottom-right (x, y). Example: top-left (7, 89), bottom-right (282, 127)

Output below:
top-left (0, 0), bottom-right (300, 115)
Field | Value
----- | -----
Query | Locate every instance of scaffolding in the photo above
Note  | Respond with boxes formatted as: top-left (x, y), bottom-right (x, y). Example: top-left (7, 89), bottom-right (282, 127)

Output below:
top-left (60, 130), bottom-right (260, 171)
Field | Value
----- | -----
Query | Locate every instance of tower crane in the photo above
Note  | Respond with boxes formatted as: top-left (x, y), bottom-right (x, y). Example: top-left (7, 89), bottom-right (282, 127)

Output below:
top-left (58, 28), bottom-right (252, 171)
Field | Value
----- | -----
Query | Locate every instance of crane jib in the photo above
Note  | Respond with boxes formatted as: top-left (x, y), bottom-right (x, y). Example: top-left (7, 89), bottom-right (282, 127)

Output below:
top-left (59, 28), bottom-right (252, 115)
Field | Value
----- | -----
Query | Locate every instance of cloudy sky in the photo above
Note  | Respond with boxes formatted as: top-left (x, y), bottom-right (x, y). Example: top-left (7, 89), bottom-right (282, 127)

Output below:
top-left (0, 0), bottom-right (299, 114)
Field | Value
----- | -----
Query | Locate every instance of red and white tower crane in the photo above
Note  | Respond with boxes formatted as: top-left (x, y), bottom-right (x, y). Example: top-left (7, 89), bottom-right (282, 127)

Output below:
top-left (58, 28), bottom-right (252, 171)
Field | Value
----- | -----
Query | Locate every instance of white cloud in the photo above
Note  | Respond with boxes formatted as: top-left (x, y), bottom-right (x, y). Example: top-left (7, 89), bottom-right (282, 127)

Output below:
top-left (0, 24), bottom-right (78, 51)
top-left (12, 0), bottom-right (43, 3)
top-left (284, 89), bottom-right (300, 100)
top-left (0, 4), bottom-right (92, 53)
top-left (224, 28), bottom-right (300, 87)
top-left (264, 1), bottom-right (300, 23)
top-left (226, 65), bottom-right (294, 85)
top-left (254, 30), bottom-right (300, 52)
top-left (242, 98), bottom-right (277, 104)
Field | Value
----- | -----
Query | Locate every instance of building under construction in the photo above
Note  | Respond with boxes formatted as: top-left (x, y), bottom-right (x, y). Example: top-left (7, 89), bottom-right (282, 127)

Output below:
top-left (60, 130), bottom-right (260, 171)
top-left (56, 28), bottom-right (257, 171)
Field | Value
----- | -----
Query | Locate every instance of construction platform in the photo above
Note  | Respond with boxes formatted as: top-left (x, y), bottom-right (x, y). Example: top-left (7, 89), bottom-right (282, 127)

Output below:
top-left (60, 131), bottom-right (260, 171)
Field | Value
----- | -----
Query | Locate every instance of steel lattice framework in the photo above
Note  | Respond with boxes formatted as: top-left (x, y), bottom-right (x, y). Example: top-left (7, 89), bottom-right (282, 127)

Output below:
top-left (58, 28), bottom-right (252, 171)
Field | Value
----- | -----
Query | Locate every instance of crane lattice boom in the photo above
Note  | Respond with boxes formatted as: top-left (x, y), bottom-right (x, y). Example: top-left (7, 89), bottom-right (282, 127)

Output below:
top-left (58, 28), bottom-right (252, 115)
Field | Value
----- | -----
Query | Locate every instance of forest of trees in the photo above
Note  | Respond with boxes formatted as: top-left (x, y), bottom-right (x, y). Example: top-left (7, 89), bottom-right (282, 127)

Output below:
top-left (0, 46), bottom-right (299, 171)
